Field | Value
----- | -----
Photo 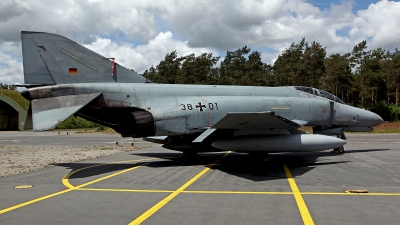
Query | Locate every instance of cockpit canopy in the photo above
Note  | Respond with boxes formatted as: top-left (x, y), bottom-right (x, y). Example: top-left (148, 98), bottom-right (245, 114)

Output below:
top-left (294, 86), bottom-right (345, 104)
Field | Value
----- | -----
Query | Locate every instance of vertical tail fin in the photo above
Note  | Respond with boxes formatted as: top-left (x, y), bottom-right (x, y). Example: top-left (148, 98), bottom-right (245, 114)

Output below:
top-left (21, 31), bottom-right (152, 85)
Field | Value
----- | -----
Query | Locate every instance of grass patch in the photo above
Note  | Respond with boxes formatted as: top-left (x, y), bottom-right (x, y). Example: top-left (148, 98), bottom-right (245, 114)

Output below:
top-left (75, 129), bottom-right (97, 134)
top-left (57, 116), bottom-right (100, 129)
top-left (369, 122), bottom-right (400, 133)
top-left (98, 126), bottom-right (117, 134)
top-left (0, 89), bottom-right (29, 111)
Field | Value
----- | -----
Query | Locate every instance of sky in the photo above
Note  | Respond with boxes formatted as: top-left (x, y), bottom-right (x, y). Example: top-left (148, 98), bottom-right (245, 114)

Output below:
top-left (1, 0), bottom-right (400, 84)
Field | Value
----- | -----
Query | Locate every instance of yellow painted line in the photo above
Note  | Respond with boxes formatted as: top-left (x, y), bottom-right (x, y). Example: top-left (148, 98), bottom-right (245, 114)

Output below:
top-left (0, 189), bottom-right (73, 215)
top-left (14, 185), bottom-right (33, 189)
top-left (62, 164), bottom-right (103, 189)
top-left (62, 158), bottom-right (154, 189)
top-left (75, 188), bottom-right (293, 195)
top-left (0, 162), bottom-right (148, 215)
top-left (71, 163), bottom-right (149, 189)
top-left (302, 192), bottom-right (400, 196)
top-left (72, 188), bottom-right (400, 196)
top-left (78, 188), bottom-right (174, 193)
top-left (182, 190), bottom-right (293, 195)
top-left (283, 164), bottom-right (314, 225)
top-left (129, 151), bottom-right (231, 225)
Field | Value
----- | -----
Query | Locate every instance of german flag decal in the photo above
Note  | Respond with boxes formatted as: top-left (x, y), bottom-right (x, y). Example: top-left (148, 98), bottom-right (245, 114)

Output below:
top-left (69, 68), bottom-right (78, 74)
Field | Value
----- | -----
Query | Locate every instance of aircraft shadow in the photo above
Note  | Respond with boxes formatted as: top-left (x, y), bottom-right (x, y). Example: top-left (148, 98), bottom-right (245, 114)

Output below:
top-left (53, 162), bottom-right (147, 179)
top-left (210, 152), bottom-right (349, 181)
top-left (345, 148), bottom-right (390, 153)
top-left (55, 148), bottom-right (389, 181)
top-left (54, 149), bottom-right (372, 182)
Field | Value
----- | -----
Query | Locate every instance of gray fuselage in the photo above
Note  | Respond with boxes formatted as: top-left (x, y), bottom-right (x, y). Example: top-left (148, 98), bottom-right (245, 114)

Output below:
top-left (70, 83), bottom-right (381, 136)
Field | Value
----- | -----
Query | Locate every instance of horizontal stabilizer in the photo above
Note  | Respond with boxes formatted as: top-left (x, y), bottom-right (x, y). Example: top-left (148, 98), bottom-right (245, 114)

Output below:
top-left (143, 136), bottom-right (168, 144)
top-left (32, 93), bottom-right (101, 131)
top-left (212, 111), bottom-right (302, 130)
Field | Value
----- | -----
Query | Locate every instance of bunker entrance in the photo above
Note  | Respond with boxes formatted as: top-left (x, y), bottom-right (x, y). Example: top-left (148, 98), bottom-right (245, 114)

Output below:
top-left (0, 100), bottom-right (19, 130)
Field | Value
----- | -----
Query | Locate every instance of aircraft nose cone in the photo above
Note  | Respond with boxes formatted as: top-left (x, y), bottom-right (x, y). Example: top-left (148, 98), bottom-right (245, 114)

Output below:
top-left (373, 113), bottom-right (384, 126)
top-left (357, 110), bottom-right (384, 127)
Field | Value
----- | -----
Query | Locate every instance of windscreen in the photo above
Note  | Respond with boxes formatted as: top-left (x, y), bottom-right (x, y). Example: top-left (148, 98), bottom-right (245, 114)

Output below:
top-left (294, 86), bottom-right (345, 104)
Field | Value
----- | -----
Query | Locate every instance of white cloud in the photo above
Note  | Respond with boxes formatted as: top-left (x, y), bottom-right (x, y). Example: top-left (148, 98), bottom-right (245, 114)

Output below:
top-left (0, 0), bottom-right (159, 43)
top-left (0, 49), bottom-right (23, 84)
top-left (84, 31), bottom-right (219, 73)
top-left (350, 0), bottom-right (400, 50)
top-left (161, 0), bottom-right (325, 48)
top-left (159, 0), bottom-right (400, 57)
top-left (1, 41), bottom-right (21, 57)
top-left (1, 0), bottom-right (400, 84)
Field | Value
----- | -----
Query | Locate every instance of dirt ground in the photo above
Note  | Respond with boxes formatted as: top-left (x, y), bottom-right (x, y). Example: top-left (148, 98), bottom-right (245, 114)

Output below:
top-left (0, 145), bottom-right (142, 177)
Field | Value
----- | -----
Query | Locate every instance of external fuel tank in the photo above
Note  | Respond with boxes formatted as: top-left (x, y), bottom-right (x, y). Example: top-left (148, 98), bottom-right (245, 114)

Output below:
top-left (212, 134), bottom-right (346, 152)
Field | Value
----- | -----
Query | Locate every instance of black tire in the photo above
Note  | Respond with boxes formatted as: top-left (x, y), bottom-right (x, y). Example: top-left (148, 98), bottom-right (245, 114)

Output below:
top-left (337, 146), bottom-right (345, 153)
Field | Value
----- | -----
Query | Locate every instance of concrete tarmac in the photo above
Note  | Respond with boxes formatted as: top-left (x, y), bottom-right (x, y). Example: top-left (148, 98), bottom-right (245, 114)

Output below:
top-left (0, 132), bottom-right (400, 224)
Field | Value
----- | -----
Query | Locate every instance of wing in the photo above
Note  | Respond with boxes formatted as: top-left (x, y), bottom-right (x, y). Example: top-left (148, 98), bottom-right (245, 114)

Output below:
top-left (189, 112), bottom-right (306, 144)
top-left (212, 111), bottom-right (304, 130)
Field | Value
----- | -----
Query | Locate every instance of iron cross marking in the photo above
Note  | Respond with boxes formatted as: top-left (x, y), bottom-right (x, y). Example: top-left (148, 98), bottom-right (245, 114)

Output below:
top-left (196, 102), bottom-right (206, 111)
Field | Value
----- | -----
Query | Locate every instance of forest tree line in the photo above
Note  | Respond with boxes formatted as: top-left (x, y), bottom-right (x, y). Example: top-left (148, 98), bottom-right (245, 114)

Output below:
top-left (0, 83), bottom-right (17, 90)
top-left (142, 39), bottom-right (400, 114)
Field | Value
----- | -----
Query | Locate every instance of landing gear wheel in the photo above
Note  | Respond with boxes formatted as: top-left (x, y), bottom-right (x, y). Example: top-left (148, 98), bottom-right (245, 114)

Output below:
top-left (334, 146), bottom-right (345, 153)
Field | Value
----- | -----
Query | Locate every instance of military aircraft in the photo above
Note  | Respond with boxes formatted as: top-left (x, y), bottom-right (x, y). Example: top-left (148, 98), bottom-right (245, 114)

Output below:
top-left (20, 31), bottom-right (384, 158)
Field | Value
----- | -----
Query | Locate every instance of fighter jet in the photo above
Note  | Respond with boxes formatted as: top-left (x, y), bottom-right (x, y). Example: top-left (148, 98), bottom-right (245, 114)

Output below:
top-left (20, 31), bottom-right (384, 158)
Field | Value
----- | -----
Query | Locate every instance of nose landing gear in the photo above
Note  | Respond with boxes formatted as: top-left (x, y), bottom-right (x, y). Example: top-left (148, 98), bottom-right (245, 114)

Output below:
top-left (332, 134), bottom-right (346, 154)
top-left (332, 146), bottom-right (345, 153)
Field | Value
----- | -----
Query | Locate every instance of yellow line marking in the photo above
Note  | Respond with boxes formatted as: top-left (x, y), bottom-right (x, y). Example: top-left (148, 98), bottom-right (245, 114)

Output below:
top-left (62, 164), bottom-right (102, 189)
top-left (73, 188), bottom-right (400, 196)
top-left (182, 190), bottom-right (293, 195)
top-left (71, 163), bottom-right (149, 190)
top-left (62, 158), bottom-right (154, 189)
top-left (76, 188), bottom-right (293, 195)
top-left (0, 161), bottom-right (149, 215)
top-left (129, 151), bottom-right (231, 225)
top-left (302, 192), bottom-right (400, 196)
top-left (78, 188), bottom-right (174, 193)
top-left (0, 189), bottom-right (73, 215)
top-left (14, 185), bottom-right (33, 189)
top-left (283, 164), bottom-right (314, 225)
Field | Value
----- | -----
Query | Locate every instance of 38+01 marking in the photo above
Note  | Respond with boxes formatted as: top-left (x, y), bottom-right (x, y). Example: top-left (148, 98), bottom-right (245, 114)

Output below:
top-left (180, 102), bottom-right (219, 111)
